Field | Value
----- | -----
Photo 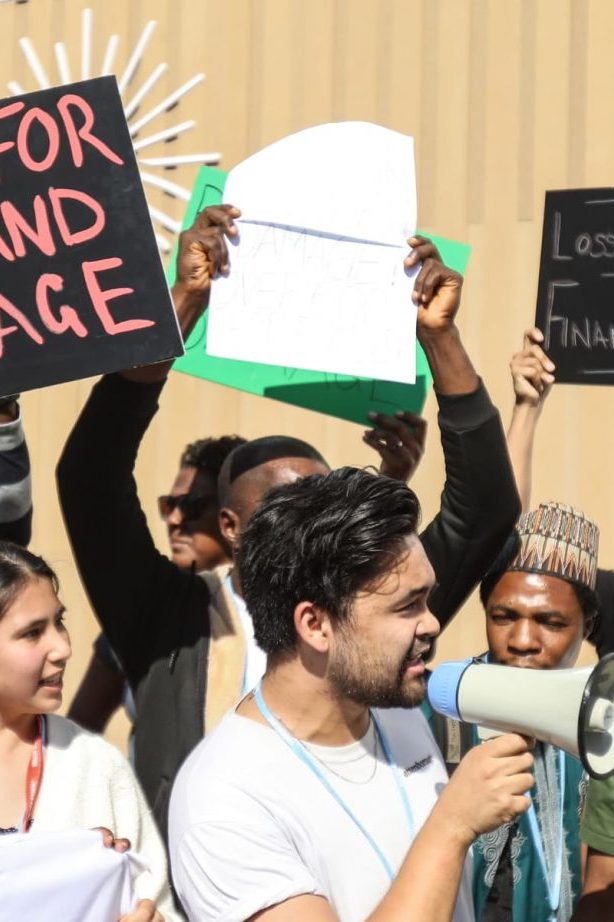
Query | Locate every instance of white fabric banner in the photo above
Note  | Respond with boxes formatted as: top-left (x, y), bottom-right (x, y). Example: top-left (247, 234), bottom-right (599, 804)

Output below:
top-left (0, 828), bottom-right (148, 922)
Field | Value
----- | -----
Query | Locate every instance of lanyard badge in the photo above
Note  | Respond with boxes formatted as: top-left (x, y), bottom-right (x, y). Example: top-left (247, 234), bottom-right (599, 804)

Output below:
top-left (22, 714), bottom-right (46, 833)
top-left (254, 682), bottom-right (415, 882)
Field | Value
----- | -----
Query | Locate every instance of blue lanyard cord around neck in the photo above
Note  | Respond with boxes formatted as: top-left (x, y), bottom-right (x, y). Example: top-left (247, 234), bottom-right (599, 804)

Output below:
top-left (525, 747), bottom-right (565, 922)
top-left (253, 682), bottom-right (415, 882)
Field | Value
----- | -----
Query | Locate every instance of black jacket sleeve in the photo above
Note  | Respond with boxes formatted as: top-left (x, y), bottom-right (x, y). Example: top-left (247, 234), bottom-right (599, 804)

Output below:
top-left (56, 373), bottom-right (195, 685)
top-left (420, 381), bottom-right (521, 630)
top-left (592, 568), bottom-right (614, 658)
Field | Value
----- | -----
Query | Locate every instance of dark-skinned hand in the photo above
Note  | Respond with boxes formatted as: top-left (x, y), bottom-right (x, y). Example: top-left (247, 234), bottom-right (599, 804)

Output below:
top-left (174, 203), bottom-right (241, 302)
top-left (364, 411), bottom-right (427, 482)
top-left (124, 203), bottom-right (242, 382)
top-left (404, 235), bottom-right (463, 337)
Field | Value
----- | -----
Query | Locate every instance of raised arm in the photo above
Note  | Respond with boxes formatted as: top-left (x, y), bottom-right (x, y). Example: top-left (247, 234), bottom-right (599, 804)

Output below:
top-left (56, 206), bottom-right (239, 680)
top-left (122, 205), bottom-right (239, 384)
top-left (406, 238), bottom-right (521, 628)
top-left (506, 327), bottom-right (555, 512)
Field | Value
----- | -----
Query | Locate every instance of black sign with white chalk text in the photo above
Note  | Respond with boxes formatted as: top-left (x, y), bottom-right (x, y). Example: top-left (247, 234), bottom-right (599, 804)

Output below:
top-left (536, 188), bottom-right (614, 384)
top-left (0, 76), bottom-right (183, 393)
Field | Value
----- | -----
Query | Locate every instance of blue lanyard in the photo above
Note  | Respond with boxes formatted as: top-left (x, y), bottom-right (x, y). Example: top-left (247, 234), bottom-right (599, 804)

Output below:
top-left (525, 748), bottom-right (565, 922)
top-left (253, 682), bottom-right (415, 882)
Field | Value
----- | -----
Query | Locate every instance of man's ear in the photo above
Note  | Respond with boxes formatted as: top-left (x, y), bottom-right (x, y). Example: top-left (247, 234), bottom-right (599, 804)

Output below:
top-left (219, 507), bottom-right (240, 554)
top-left (294, 601), bottom-right (332, 654)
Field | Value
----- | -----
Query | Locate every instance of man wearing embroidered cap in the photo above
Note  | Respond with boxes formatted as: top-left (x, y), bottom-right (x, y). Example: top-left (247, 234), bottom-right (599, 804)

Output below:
top-left (429, 501), bottom-right (599, 922)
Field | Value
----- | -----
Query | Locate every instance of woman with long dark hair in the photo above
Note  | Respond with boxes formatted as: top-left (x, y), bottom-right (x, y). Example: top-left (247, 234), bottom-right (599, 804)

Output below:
top-left (0, 541), bottom-right (176, 921)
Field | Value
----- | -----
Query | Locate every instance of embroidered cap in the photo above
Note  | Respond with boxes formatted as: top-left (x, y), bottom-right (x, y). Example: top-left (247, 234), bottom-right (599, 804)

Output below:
top-left (507, 502), bottom-right (599, 590)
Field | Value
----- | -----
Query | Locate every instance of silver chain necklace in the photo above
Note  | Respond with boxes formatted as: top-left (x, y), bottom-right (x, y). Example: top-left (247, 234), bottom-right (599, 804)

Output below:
top-left (301, 719), bottom-right (379, 785)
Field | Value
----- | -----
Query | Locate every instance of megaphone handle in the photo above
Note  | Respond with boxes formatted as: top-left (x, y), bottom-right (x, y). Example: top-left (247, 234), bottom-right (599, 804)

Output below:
top-left (525, 748), bottom-right (565, 921)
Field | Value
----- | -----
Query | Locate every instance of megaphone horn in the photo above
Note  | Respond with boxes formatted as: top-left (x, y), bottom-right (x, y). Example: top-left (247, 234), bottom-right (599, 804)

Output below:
top-left (427, 653), bottom-right (614, 779)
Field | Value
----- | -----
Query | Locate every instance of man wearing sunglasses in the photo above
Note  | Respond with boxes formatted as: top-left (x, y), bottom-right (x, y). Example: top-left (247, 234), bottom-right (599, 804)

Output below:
top-left (58, 205), bottom-right (520, 849)
top-left (158, 435), bottom-right (247, 574)
top-left (68, 434), bottom-right (245, 737)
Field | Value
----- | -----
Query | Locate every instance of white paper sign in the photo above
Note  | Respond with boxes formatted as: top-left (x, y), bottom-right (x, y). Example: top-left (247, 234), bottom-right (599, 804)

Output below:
top-left (206, 122), bottom-right (418, 384)
top-left (0, 828), bottom-right (147, 922)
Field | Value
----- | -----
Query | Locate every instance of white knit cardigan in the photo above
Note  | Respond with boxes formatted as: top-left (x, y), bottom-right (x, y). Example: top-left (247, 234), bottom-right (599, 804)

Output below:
top-left (31, 714), bottom-right (180, 921)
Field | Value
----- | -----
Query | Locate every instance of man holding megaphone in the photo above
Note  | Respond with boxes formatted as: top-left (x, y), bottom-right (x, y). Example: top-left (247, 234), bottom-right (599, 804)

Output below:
top-left (428, 501), bottom-right (601, 922)
top-left (169, 241), bottom-right (534, 922)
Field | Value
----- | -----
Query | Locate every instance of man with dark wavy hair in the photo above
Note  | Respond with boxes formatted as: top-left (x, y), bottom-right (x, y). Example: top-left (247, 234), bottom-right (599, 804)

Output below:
top-left (170, 467), bottom-right (532, 922)
top-left (168, 218), bottom-right (527, 920)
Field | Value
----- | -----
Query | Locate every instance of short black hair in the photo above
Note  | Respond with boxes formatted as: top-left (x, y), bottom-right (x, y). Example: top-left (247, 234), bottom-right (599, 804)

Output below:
top-left (480, 534), bottom-right (600, 625)
top-left (239, 466), bottom-right (421, 655)
top-left (218, 435), bottom-right (329, 507)
top-left (180, 436), bottom-right (246, 480)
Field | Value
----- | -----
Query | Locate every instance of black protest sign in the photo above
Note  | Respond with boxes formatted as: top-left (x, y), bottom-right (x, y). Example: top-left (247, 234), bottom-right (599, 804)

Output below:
top-left (535, 188), bottom-right (614, 384)
top-left (0, 76), bottom-right (183, 393)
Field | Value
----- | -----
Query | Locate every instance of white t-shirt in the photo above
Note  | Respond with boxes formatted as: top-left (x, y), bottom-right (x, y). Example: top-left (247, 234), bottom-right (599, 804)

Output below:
top-left (169, 707), bottom-right (475, 922)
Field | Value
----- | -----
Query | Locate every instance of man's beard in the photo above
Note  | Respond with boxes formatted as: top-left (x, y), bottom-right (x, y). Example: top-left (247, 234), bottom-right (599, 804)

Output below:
top-left (328, 634), bottom-right (430, 709)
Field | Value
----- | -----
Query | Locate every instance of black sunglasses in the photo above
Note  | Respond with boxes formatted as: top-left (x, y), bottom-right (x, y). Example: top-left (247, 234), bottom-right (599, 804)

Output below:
top-left (158, 492), bottom-right (214, 522)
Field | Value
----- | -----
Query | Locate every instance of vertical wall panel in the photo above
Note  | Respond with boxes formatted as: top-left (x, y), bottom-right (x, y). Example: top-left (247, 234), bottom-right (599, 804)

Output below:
top-left (567, 0), bottom-right (588, 187)
top-left (289, 0), bottom-right (335, 131)
top-left (517, 0), bottom-right (537, 220)
top-left (379, 0), bottom-right (424, 137)
top-left (467, 0), bottom-right (489, 225)
top-left (436, 2), bottom-right (473, 235)
top-left (418, 0), bottom-right (441, 226)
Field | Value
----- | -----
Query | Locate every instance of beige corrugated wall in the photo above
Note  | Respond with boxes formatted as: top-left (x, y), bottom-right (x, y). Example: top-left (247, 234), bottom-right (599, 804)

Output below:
top-left (0, 0), bottom-right (610, 750)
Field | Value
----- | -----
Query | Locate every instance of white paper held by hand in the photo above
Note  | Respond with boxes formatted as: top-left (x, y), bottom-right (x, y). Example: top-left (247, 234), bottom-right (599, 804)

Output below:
top-left (206, 122), bottom-right (419, 385)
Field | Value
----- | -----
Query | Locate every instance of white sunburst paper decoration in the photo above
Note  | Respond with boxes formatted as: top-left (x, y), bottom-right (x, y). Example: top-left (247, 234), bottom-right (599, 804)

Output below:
top-left (7, 7), bottom-right (221, 253)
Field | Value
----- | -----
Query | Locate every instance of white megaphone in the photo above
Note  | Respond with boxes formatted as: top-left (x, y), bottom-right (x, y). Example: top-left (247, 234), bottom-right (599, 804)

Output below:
top-left (427, 654), bottom-right (614, 779)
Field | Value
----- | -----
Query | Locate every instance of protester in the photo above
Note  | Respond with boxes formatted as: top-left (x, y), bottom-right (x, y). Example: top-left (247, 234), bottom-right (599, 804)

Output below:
top-left (428, 502), bottom-right (598, 921)
top-left (505, 327), bottom-right (614, 657)
top-left (57, 204), bottom-right (520, 844)
top-left (504, 330), bottom-right (614, 919)
top-left (424, 333), bottom-right (604, 920)
top-left (169, 466), bottom-right (532, 922)
top-left (68, 435), bottom-right (245, 735)
top-left (0, 541), bottom-right (178, 922)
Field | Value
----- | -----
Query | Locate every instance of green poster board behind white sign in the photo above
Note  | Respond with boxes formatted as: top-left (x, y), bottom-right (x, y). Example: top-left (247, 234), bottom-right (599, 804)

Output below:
top-left (171, 167), bottom-right (470, 425)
